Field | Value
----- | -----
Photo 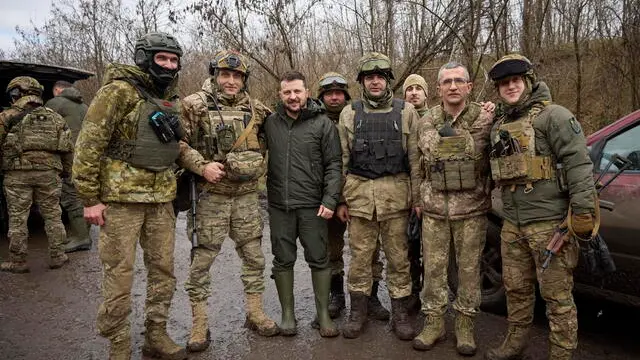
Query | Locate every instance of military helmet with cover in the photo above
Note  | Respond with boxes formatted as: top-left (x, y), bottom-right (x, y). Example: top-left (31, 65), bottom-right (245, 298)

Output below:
top-left (6, 76), bottom-right (44, 102)
top-left (356, 52), bottom-right (395, 82)
top-left (489, 54), bottom-right (536, 83)
top-left (134, 32), bottom-right (183, 85)
top-left (317, 72), bottom-right (351, 101)
top-left (209, 50), bottom-right (250, 78)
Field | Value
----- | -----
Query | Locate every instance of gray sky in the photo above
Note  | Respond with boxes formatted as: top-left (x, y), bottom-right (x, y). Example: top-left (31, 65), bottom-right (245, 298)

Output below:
top-left (0, 0), bottom-right (53, 54)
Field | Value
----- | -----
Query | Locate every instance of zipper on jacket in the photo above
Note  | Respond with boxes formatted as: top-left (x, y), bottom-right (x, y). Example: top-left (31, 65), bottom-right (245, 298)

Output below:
top-left (285, 126), bottom-right (291, 212)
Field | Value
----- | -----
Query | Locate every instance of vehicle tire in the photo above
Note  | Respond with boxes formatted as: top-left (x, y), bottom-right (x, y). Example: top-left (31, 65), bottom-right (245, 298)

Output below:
top-left (448, 219), bottom-right (506, 313)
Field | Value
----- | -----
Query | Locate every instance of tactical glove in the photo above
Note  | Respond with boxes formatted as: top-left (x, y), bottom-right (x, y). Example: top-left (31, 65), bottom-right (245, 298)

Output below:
top-left (571, 213), bottom-right (594, 238)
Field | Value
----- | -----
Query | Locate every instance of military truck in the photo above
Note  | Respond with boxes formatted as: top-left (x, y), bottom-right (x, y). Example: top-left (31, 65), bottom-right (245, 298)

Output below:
top-left (0, 60), bottom-right (95, 236)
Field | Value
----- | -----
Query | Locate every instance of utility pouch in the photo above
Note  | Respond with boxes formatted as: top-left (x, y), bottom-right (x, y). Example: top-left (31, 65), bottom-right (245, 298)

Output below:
top-left (430, 160), bottom-right (476, 191)
top-left (216, 123), bottom-right (236, 153)
top-left (149, 111), bottom-right (182, 143)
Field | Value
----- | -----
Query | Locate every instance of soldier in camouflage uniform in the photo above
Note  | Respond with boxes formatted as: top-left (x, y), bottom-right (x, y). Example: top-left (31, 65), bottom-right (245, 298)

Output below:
top-left (45, 80), bottom-right (91, 253)
top-left (484, 54), bottom-right (596, 360)
top-left (316, 72), bottom-right (389, 321)
top-left (177, 50), bottom-right (278, 352)
top-left (410, 62), bottom-right (494, 355)
top-left (336, 52), bottom-right (419, 340)
top-left (0, 76), bottom-right (73, 273)
top-left (403, 74), bottom-right (429, 118)
top-left (72, 32), bottom-right (187, 360)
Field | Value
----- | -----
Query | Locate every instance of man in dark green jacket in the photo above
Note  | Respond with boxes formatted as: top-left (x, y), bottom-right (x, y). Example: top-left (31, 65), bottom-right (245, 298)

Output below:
top-left (485, 54), bottom-right (596, 360)
top-left (45, 81), bottom-right (91, 252)
top-left (263, 70), bottom-right (342, 338)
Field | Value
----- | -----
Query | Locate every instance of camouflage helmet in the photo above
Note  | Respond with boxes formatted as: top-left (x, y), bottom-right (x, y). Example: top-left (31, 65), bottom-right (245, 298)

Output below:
top-left (134, 32), bottom-right (183, 70)
top-left (317, 72), bottom-right (351, 101)
top-left (357, 52), bottom-right (394, 81)
top-left (488, 54), bottom-right (535, 83)
top-left (209, 50), bottom-right (250, 77)
top-left (6, 76), bottom-right (44, 97)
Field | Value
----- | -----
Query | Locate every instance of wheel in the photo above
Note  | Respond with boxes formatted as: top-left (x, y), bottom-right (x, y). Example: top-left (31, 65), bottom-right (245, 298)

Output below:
top-left (448, 219), bottom-right (506, 313)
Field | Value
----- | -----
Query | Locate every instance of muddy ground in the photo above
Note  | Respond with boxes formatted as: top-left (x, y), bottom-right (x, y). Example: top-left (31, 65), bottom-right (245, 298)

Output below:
top-left (1, 211), bottom-right (639, 360)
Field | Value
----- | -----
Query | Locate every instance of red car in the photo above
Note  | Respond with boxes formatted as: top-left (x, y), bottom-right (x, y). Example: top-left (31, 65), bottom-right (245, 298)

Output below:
top-left (450, 109), bottom-right (640, 309)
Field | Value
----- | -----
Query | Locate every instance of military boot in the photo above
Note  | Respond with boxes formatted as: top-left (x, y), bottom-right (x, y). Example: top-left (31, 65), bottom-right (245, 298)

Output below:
top-left (548, 344), bottom-right (573, 360)
top-left (342, 292), bottom-right (368, 339)
top-left (49, 253), bottom-right (69, 269)
top-left (484, 325), bottom-right (530, 360)
top-left (311, 269), bottom-right (340, 337)
top-left (328, 274), bottom-right (345, 318)
top-left (187, 301), bottom-right (211, 352)
top-left (65, 215), bottom-right (92, 253)
top-left (412, 315), bottom-right (446, 351)
top-left (391, 297), bottom-right (414, 340)
top-left (368, 281), bottom-right (390, 320)
top-left (455, 312), bottom-right (476, 356)
top-left (244, 293), bottom-right (279, 336)
top-left (0, 256), bottom-right (29, 274)
top-left (108, 332), bottom-right (131, 360)
top-left (142, 322), bottom-right (187, 360)
top-left (273, 270), bottom-right (297, 336)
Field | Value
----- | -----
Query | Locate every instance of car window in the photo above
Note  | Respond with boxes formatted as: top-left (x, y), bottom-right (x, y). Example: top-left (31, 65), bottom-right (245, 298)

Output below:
top-left (600, 124), bottom-right (640, 172)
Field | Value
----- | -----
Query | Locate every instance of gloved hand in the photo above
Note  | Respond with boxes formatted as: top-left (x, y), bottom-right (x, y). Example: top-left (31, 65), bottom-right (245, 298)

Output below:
top-left (571, 213), bottom-right (594, 238)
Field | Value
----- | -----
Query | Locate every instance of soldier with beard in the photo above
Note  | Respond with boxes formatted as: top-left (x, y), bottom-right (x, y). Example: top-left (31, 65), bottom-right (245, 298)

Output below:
top-left (73, 32), bottom-right (187, 359)
top-left (403, 74), bottom-right (429, 118)
top-left (316, 72), bottom-right (389, 321)
top-left (178, 50), bottom-right (279, 352)
top-left (336, 52), bottom-right (420, 340)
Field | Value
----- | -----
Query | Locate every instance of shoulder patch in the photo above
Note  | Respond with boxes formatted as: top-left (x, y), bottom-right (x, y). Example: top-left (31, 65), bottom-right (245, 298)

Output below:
top-left (569, 117), bottom-right (582, 134)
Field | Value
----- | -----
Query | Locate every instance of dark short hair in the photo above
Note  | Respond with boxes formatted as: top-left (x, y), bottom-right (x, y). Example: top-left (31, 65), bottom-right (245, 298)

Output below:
top-left (54, 80), bottom-right (74, 89)
top-left (280, 71), bottom-right (306, 87)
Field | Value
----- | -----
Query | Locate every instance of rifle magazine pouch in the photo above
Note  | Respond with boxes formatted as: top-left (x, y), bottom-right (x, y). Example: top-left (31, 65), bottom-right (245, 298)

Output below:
top-left (225, 150), bottom-right (265, 182)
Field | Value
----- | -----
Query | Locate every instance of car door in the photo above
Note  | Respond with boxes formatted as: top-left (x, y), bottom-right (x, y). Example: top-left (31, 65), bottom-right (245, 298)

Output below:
top-left (589, 121), bottom-right (640, 298)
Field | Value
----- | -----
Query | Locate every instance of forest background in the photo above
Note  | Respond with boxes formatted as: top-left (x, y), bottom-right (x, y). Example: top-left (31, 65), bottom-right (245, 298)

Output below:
top-left (2, 0), bottom-right (639, 133)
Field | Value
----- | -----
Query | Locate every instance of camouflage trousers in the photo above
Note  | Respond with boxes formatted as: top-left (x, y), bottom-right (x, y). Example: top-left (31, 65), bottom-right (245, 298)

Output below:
top-left (347, 214), bottom-right (411, 299)
top-left (502, 220), bottom-right (579, 350)
top-left (422, 215), bottom-right (487, 317)
top-left (3, 170), bottom-right (66, 261)
top-left (60, 177), bottom-right (84, 218)
top-left (97, 202), bottom-right (177, 340)
top-left (328, 215), bottom-right (383, 281)
top-left (185, 191), bottom-right (266, 302)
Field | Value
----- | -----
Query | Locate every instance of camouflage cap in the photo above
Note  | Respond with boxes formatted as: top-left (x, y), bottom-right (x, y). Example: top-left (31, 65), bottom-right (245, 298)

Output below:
top-left (317, 72), bottom-right (351, 100)
top-left (357, 52), bottom-right (394, 81)
top-left (402, 74), bottom-right (428, 97)
top-left (6, 76), bottom-right (44, 96)
top-left (210, 50), bottom-right (249, 77)
top-left (489, 54), bottom-right (534, 82)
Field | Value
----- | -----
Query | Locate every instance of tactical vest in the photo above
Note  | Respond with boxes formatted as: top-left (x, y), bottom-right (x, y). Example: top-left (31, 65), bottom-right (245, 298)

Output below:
top-left (194, 92), bottom-right (264, 181)
top-left (426, 104), bottom-right (481, 191)
top-left (2, 107), bottom-right (72, 171)
top-left (489, 104), bottom-right (555, 188)
top-left (348, 99), bottom-right (409, 179)
top-left (106, 84), bottom-right (180, 172)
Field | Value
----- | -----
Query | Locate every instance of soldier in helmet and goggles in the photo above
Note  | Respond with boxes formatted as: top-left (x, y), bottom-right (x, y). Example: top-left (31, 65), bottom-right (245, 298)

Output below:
top-left (485, 54), bottom-right (597, 360)
top-left (177, 50), bottom-right (278, 352)
top-left (336, 52), bottom-right (421, 341)
top-left (72, 32), bottom-right (187, 360)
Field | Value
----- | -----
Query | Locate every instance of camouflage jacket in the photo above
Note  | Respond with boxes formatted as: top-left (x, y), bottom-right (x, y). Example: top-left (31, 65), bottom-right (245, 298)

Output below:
top-left (492, 82), bottom-right (596, 225)
top-left (337, 99), bottom-right (420, 221)
top-left (45, 87), bottom-right (88, 145)
top-left (72, 64), bottom-right (179, 206)
top-left (410, 102), bottom-right (493, 220)
top-left (178, 78), bottom-right (269, 195)
top-left (0, 95), bottom-right (73, 175)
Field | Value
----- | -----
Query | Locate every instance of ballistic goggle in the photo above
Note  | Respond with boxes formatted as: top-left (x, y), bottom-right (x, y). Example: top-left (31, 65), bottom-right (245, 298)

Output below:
top-left (319, 76), bottom-right (348, 88)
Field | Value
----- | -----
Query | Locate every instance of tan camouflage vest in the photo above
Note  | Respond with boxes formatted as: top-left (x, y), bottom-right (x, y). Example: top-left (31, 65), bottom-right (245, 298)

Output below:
top-left (194, 92), bottom-right (264, 182)
top-left (426, 103), bottom-right (481, 191)
top-left (2, 107), bottom-right (73, 171)
top-left (489, 103), bottom-right (555, 189)
top-left (106, 89), bottom-right (180, 172)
